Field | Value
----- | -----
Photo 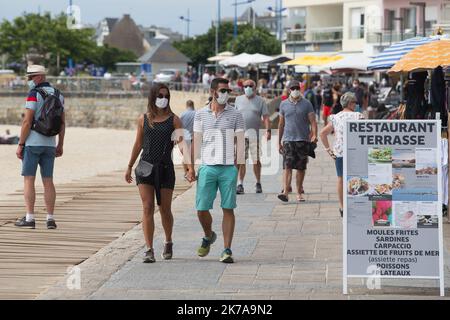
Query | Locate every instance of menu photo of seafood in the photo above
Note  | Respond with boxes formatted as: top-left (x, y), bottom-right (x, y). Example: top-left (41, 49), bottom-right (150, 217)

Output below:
top-left (368, 147), bottom-right (392, 164)
top-left (372, 201), bottom-right (393, 227)
top-left (393, 202), bottom-right (418, 229)
top-left (415, 148), bottom-right (438, 176)
top-left (347, 176), bottom-right (369, 197)
top-left (417, 202), bottom-right (439, 228)
top-left (392, 173), bottom-right (406, 190)
top-left (417, 215), bottom-right (439, 228)
top-left (392, 149), bottom-right (415, 168)
top-left (368, 163), bottom-right (393, 199)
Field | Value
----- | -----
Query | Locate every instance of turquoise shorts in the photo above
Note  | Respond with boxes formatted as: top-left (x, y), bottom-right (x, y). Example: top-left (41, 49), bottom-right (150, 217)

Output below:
top-left (196, 165), bottom-right (238, 211)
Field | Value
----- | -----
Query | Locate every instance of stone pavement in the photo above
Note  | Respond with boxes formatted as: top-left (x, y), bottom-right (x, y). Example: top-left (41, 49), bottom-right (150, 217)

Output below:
top-left (40, 146), bottom-right (450, 300)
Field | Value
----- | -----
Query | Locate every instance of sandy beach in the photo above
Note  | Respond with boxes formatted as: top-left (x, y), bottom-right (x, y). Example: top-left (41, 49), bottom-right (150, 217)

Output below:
top-left (0, 124), bottom-right (184, 201)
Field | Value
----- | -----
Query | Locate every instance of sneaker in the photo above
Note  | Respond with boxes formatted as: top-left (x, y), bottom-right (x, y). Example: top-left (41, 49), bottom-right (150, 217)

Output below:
top-left (236, 184), bottom-right (244, 194)
top-left (14, 217), bottom-right (35, 229)
top-left (255, 183), bottom-right (263, 194)
top-left (220, 248), bottom-right (234, 263)
top-left (46, 219), bottom-right (57, 230)
top-left (143, 248), bottom-right (156, 263)
top-left (197, 231), bottom-right (217, 257)
top-left (162, 242), bottom-right (173, 260)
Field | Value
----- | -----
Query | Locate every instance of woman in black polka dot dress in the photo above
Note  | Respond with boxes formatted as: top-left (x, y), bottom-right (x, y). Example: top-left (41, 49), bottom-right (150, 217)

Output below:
top-left (125, 83), bottom-right (192, 263)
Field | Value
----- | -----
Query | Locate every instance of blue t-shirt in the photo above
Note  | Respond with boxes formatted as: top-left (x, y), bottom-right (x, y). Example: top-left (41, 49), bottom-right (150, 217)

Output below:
top-left (279, 98), bottom-right (314, 142)
top-left (24, 83), bottom-right (65, 147)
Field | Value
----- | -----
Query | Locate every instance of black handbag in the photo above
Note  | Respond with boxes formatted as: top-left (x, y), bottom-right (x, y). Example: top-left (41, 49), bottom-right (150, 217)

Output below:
top-left (135, 142), bottom-right (170, 179)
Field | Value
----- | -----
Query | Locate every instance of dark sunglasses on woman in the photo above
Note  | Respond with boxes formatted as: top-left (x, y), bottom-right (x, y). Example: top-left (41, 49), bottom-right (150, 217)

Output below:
top-left (157, 94), bottom-right (170, 99)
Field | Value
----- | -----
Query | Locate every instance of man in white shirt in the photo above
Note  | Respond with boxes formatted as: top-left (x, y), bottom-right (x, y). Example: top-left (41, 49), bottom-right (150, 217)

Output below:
top-left (191, 78), bottom-right (245, 264)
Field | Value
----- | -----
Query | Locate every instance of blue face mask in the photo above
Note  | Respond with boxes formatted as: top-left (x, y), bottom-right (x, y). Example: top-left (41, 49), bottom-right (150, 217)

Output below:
top-left (27, 80), bottom-right (36, 90)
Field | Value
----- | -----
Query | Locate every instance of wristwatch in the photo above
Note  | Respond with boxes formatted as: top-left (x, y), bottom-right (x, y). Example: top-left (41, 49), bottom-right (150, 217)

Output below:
top-left (19, 143), bottom-right (25, 147)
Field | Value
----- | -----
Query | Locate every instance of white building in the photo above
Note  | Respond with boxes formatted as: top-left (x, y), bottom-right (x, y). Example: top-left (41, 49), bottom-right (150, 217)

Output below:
top-left (283, 0), bottom-right (450, 57)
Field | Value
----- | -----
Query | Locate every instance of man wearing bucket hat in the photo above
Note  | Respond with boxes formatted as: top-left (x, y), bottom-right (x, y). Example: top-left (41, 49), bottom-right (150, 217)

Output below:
top-left (14, 65), bottom-right (65, 229)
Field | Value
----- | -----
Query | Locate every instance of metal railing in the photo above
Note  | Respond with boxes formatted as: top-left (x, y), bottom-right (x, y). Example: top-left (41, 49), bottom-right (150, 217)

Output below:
top-left (286, 27), bottom-right (343, 43)
top-left (366, 26), bottom-right (450, 44)
top-left (0, 77), bottom-right (286, 100)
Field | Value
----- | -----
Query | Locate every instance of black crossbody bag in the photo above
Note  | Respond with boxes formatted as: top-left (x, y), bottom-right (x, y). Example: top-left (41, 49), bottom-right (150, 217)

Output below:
top-left (135, 142), bottom-right (170, 179)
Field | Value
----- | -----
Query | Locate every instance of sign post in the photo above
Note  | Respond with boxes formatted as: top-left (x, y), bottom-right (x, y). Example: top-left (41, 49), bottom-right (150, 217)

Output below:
top-left (343, 119), bottom-right (445, 296)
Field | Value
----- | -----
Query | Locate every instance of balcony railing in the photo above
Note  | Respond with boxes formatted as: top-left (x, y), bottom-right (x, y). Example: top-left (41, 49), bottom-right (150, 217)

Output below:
top-left (367, 26), bottom-right (450, 44)
top-left (286, 27), bottom-right (343, 43)
top-left (349, 26), bottom-right (365, 40)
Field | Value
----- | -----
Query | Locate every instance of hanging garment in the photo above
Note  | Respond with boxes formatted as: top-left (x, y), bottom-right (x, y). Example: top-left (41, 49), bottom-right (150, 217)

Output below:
top-left (441, 138), bottom-right (448, 206)
top-left (405, 71), bottom-right (427, 119)
top-left (431, 66), bottom-right (448, 127)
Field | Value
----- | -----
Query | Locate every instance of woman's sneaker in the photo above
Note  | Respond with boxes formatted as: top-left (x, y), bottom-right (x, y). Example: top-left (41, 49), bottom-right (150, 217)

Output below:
top-left (162, 242), bottom-right (173, 260)
top-left (14, 217), bottom-right (35, 229)
top-left (47, 219), bottom-right (57, 230)
top-left (197, 231), bottom-right (217, 257)
top-left (220, 248), bottom-right (234, 263)
top-left (143, 248), bottom-right (156, 263)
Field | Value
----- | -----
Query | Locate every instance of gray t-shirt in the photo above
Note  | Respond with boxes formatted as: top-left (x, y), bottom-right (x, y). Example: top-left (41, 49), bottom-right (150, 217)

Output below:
top-left (234, 95), bottom-right (269, 136)
top-left (180, 108), bottom-right (196, 140)
top-left (279, 98), bottom-right (314, 142)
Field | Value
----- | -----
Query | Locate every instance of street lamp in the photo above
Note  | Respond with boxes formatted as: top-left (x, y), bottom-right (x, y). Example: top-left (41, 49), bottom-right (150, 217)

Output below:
top-left (215, 0), bottom-right (221, 56)
top-left (232, 0), bottom-right (255, 40)
top-left (394, 17), bottom-right (404, 41)
top-left (410, 2), bottom-right (426, 37)
top-left (179, 9), bottom-right (192, 39)
top-left (268, 0), bottom-right (287, 41)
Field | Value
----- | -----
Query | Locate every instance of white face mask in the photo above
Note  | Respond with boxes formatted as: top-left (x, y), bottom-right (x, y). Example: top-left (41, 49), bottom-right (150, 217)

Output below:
top-left (290, 90), bottom-right (301, 99)
top-left (155, 97), bottom-right (169, 109)
top-left (244, 86), bottom-right (254, 97)
top-left (216, 92), bottom-right (229, 105)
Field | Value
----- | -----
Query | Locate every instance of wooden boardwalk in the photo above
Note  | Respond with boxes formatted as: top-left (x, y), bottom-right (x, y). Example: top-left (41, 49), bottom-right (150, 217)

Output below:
top-left (0, 167), bottom-right (191, 299)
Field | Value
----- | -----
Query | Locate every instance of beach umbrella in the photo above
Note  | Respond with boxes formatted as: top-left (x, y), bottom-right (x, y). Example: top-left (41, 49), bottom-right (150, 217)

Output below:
top-left (388, 40), bottom-right (450, 74)
top-left (207, 51), bottom-right (234, 62)
top-left (283, 55), bottom-right (342, 67)
top-left (219, 53), bottom-right (273, 68)
top-left (367, 36), bottom-right (440, 70)
top-left (323, 53), bottom-right (373, 72)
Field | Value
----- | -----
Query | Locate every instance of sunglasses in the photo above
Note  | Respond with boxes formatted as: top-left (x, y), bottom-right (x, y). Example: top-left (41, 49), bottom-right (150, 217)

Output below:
top-left (243, 85), bottom-right (254, 88)
top-left (290, 86), bottom-right (300, 91)
top-left (157, 94), bottom-right (170, 99)
top-left (218, 88), bottom-right (232, 94)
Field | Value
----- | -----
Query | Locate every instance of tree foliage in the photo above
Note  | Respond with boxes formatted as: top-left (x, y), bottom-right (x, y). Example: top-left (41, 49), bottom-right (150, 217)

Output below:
top-left (173, 22), bottom-right (281, 67)
top-left (0, 12), bottom-right (137, 74)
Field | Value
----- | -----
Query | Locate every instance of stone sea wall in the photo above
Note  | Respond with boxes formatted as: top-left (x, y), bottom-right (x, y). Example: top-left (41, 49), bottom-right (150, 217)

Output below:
top-left (0, 92), bottom-right (210, 130)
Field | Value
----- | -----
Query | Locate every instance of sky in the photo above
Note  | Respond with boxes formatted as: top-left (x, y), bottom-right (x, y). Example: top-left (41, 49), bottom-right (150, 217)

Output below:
top-left (0, 0), bottom-right (279, 36)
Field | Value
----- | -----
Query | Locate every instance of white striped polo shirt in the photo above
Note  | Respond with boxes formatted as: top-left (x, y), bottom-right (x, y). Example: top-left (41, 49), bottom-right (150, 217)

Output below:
top-left (193, 104), bottom-right (245, 165)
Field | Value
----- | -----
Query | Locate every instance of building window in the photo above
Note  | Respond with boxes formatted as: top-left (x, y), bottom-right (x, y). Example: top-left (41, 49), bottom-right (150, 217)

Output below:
top-left (402, 7), bottom-right (417, 32)
top-left (385, 10), bottom-right (395, 31)
top-left (350, 7), bottom-right (365, 39)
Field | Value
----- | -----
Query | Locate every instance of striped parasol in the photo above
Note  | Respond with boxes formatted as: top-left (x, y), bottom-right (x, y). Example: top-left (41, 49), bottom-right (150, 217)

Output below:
top-left (388, 40), bottom-right (450, 73)
top-left (367, 36), bottom-right (440, 70)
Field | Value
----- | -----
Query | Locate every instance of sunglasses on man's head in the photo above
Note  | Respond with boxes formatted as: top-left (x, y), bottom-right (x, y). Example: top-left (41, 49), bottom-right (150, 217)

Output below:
top-left (157, 94), bottom-right (170, 99)
top-left (290, 86), bottom-right (300, 91)
top-left (218, 88), bottom-right (232, 94)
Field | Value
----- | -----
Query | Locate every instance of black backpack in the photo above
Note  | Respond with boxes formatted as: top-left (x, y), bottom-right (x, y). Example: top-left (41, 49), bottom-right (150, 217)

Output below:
top-left (31, 88), bottom-right (64, 137)
top-left (322, 88), bottom-right (333, 106)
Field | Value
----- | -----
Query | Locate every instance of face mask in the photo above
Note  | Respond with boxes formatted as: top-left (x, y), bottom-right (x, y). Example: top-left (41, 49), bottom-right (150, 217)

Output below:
top-left (290, 90), bottom-right (301, 99)
top-left (155, 98), bottom-right (169, 109)
top-left (244, 87), bottom-right (254, 97)
top-left (28, 80), bottom-right (36, 90)
top-left (216, 92), bottom-right (229, 105)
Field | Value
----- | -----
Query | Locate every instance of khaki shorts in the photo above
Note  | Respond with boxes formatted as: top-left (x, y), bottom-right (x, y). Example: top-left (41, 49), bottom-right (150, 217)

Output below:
top-left (245, 137), bottom-right (260, 164)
